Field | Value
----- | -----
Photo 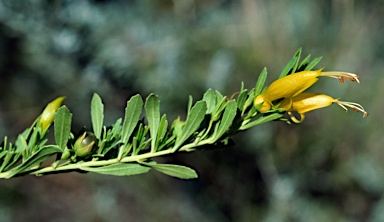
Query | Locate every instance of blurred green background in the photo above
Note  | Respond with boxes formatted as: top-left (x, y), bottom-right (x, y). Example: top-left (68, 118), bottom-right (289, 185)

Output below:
top-left (0, 0), bottom-right (383, 221)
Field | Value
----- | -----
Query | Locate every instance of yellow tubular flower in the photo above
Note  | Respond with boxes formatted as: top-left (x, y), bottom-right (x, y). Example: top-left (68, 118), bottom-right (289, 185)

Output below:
top-left (38, 96), bottom-right (66, 132)
top-left (254, 69), bottom-right (360, 113)
top-left (279, 92), bottom-right (368, 123)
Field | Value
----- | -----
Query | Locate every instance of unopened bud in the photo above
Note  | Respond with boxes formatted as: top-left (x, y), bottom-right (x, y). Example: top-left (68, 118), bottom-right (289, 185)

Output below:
top-left (38, 96), bottom-right (66, 132)
top-left (73, 132), bottom-right (96, 157)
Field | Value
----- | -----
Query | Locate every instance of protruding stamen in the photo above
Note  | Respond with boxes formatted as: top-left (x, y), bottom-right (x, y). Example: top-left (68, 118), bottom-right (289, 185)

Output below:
top-left (335, 101), bottom-right (368, 117)
top-left (321, 72), bottom-right (360, 84)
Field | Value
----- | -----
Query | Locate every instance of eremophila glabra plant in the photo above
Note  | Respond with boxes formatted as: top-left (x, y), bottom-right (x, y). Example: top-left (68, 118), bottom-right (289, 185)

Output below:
top-left (0, 48), bottom-right (367, 180)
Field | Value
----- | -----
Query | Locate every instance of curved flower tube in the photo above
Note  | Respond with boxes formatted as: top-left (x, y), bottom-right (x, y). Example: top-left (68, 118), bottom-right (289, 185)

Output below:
top-left (279, 92), bottom-right (368, 123)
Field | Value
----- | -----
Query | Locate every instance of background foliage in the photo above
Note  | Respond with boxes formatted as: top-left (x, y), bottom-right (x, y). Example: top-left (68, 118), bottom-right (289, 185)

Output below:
top-left (0, 0), bottom-right (383, 221)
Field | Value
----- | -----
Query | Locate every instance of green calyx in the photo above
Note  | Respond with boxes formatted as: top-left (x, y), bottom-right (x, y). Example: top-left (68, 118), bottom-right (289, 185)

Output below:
top-left (73, 132), bottom-right (96, 157)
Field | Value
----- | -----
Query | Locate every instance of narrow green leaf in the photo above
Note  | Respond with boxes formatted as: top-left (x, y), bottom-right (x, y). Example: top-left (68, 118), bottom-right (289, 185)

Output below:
top-left (81, 163), bottom-right (150, 176)
top-left (202, 89), bottom-right (216, 114)
top-left (54, 106), bottom-right (72, 150)
top-left (171, 117), bottom-right (185, 139)
top-left (91, 93), bottom-right (104, 139)
top-left (5, 145), bottom-right (62, 178)
top-left (255, 67), bottom-right (268, 95)
top-left (240, 81), bottom-right (245, 92)
top-left (145, 94), bottom-right (160, 152)
top-left (211, 97), bottom-right (227, 121)
top-left (122, 95), bottom-right (143, 144)
top-left (290, 48), bottom-right (302, 74)
top-left (145, 162), bottom-right (198, 179)
top-left (242, 90), bottom-right (255, 115)
top-left (279, 57), bottom-right (297, 78)
top-left (0, 150), bottom-right (6, 159)
top-left (157, 114), bottom-right (168, 145)
top-left (187, 95), bottom-right (193, 116)
top-left (240, 113), bottom-right (283, 130)
top-left (0, 137), bottom-right (21, 173)
top-left (236, 89), bottom-right (248, 111)
top-left (279, 48), bottom-right (302, 78)
top-left (27, 128), bottom-right (39, 154)
top-left (211, 100), bottom-right (237, 140)
top-left (298, 54), bottom-right (311, 70)
top-left (110, 118), bottom-right (122, 139)
top-left (17, 135), bottom-right (28, 158)
top-left (215, 90), bottom-right (224, 102)
top-left (304, 56), bottom-right (323, 70)
top-left (173, 101), bottom-right (207, 151)
top-left (0, 151), bottom-right (13, 173)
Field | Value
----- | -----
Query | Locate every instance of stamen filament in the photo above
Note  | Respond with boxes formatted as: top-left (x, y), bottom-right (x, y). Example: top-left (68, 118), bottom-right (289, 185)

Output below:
top-left (335, 101), bottom-right (368, 117)
top-left (320, 72), bottom-right (360, 83)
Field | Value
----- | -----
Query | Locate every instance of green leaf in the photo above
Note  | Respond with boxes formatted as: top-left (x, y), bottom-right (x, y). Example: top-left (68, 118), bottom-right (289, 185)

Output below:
top-left (290, 48), bottom-right (302, 74)
top-left (101, 119), bottom-right (123, 156)
top-left (236, 89), bottom-right (248, 111)
top-left (298, 54), bottom-right (311, 70)
top-left (279, 57), bottom-right (297, 78)
top-left (27, 128), bottom-right (39, 154)
top-left (171, 117), bottom-right (185, 139)
top-left (255, 67), bottom-right (267, 95)
top-left (91, 93), bottom-right (104, 139)
top-left (157, 114), bottom-right (168, 146)
top-left (173, 101), bottom-right (207, 151)
top-left (304, 56), bottom-right (323, 70)
top-left (211, 100), bottom-right (237, 140)
top-left (0, 137), bottom-right (21, 173)
top-left (109, 118), bottom-right (122, 139)
top-left (187, 95), bottom-right (193, 116)
top-left (81, 163), bottom-right (150, 176)
top-left (54, 106), bottom-right (72, 150)
top-left (240, 113), bottom-right (283, 130)
top-left (5, 145), bottom-right (62, 178)
top-left (239, 81), bottom-right (245, 91)
top-left (202, 89), bottom-right (216, 114)
top-left (145, 162), bottom-right (198, 179)
top-left (122, 95), bottom-right (143, 144)
top-left (279, 48), bottom-right (302, 78)
top-left (17, 135), bottom-right (28, 158)
top-left (145, 94), bottom-right (160, 152)
top-left (242, 90), bottom-right (255, 116)
top-left (0, 150), bottom-right (14, 173)
top-left (0, 150), bottom-right (6, 159)
top-left (211, 97), bottom-right (227, 121)
top-left (215, 90), bottom-right (224, 102)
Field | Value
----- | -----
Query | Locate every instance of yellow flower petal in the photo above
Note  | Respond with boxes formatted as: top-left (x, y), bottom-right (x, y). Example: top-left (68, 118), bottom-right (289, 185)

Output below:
top-left (280, 92), bottom-right (368, 123)
top-left (280, 93), bottom-right (335, 114)
top-left (253, 94), bottom-right (272, 113)
top-left (263, 70), bottom-right (322, 102)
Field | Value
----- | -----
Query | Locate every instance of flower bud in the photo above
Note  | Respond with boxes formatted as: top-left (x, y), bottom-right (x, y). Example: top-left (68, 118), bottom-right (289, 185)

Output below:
top-left (38, 96), bottom-right (66, 132)
top-left (61, 148), bottom-right (71, 160)
top-left (73, 132), bottom-right (96, 157)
